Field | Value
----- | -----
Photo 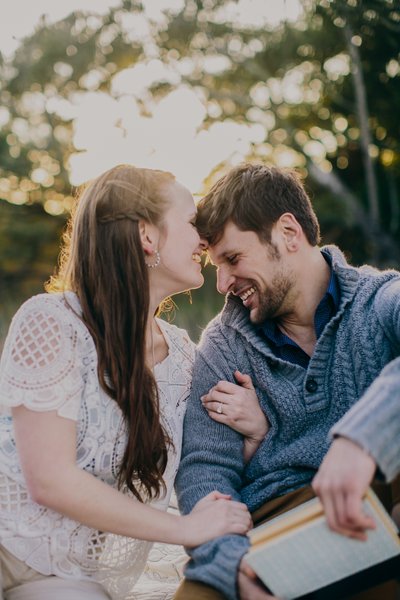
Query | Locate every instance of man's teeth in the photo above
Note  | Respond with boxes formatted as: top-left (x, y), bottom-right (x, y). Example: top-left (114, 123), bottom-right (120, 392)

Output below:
top-left (240, 287), bottom-right (256, 301)
top-left (192, 253), bottom-right (201, 263)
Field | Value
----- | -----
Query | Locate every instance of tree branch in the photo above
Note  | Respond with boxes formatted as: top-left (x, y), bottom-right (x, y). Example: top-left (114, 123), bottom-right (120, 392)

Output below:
top-left (343, 20), bottom-right (380, 224)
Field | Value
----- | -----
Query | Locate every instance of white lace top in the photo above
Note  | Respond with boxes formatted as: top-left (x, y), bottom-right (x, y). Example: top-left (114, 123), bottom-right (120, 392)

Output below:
top-left (0, 292), bottom-right (195, 599)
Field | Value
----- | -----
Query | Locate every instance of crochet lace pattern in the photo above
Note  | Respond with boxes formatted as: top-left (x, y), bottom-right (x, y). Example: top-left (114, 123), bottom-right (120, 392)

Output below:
top-left (0, 292), bottom-right (195, 599)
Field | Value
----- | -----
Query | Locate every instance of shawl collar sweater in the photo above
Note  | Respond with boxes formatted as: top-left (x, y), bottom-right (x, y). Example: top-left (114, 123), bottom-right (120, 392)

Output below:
top-left (176, 245), bottom-right (400, 600)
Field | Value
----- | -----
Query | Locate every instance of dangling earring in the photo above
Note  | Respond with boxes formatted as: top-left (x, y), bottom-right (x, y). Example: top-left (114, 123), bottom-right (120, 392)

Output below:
top-left (146, 250), bottom-right (161, 269)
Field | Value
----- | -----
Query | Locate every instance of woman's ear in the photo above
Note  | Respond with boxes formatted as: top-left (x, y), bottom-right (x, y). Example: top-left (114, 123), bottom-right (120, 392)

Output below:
top-left (139, 220), bottom-right (159, 255)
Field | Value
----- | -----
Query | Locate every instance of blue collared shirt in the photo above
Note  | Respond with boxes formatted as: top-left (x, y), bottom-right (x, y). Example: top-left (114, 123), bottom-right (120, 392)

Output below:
top-left (260, 251), bottom-right (340, 368)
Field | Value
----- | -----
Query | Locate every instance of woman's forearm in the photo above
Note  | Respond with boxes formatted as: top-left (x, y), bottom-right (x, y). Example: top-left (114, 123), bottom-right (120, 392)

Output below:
top-left (14, 406), bottom-right (251, 548)
top-left (30, 463), bottom-right (185, 544)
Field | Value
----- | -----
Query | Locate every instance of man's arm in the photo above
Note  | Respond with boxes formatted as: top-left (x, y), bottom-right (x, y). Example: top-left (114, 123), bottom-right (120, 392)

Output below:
top-left (312, 436), bottom-right (377, 538)
top-left (330, 360), bottom-right (400, 484)
top-left (313, 369), bottom-right (399, 537)
top-left (176, 326), bottom-right (251, 600)
top-left (313, 279), bottom-right (400, 536)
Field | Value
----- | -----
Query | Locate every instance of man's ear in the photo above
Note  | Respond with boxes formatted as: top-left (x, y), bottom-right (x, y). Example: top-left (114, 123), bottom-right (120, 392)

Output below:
top-left (277, 213), bottom-right (302, 252)
top-left (139, 220), bottom-right (159, 255)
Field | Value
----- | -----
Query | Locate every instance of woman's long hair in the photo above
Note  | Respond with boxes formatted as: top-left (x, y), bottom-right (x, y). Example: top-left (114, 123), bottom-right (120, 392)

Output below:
top-left (47, 164), bottom-right (174, 501)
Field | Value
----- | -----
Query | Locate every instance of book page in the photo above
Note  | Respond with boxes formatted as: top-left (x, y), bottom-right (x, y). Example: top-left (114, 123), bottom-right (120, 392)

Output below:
top-left (246, 491), bottom-right (400, 599)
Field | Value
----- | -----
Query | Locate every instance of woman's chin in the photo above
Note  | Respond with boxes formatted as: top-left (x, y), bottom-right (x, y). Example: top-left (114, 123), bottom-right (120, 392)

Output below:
top-left (166, 275), bottom-right (204, 297)
top-left (183, 273), bottom-right (204, 291)
top-left (192, 273), bottom-right (204, 289)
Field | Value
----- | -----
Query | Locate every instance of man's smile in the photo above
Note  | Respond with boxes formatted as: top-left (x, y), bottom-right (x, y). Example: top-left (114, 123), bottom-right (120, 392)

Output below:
top-left (236, 285), bottom-right (257, 306)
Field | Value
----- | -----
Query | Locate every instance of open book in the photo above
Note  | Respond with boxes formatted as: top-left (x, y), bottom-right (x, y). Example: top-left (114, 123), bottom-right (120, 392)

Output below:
top-left (245, 489), bottom-right (400, 599)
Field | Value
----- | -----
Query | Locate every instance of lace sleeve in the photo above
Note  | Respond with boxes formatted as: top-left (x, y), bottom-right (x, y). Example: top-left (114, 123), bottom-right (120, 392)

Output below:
top-left (0, 294), bottom-right (85, 420)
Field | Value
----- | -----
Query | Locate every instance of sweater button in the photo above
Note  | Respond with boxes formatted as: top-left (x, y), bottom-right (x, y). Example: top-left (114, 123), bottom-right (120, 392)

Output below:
top-left (305, 378), bottom-right (318, 393)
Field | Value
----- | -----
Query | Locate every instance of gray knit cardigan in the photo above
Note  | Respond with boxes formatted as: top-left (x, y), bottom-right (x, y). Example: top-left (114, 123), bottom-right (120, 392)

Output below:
top-left (175, 245), bottom-right (400, 600)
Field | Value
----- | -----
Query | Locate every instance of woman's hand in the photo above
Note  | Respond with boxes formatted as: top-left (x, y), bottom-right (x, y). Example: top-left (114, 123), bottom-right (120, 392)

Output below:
top-left (201, 370), bottom-right (269, 461)
top-left (183, 491), bottom-right (252, 547)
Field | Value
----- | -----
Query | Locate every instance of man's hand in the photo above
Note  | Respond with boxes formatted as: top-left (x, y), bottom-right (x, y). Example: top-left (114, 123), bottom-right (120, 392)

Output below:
top-left (238, 559), bottom-right (279, 600)
top-left (312, 437), bottom-right (377, 540)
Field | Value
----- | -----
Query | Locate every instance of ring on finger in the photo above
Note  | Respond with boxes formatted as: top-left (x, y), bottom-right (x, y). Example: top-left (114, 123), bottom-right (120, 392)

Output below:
top-left (217, 402), bottom-right (223, 414)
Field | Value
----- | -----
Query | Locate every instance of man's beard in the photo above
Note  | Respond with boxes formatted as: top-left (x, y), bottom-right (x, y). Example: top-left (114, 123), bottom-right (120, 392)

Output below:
top-left (250, 242), bottom-right (294, 324)
top-left (250, 272), bottom-right (294, 324)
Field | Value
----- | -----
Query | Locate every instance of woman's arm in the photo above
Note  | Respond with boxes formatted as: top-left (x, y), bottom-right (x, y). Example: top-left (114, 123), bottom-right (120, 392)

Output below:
top-left (13, 405), bottom-right (251, 547)
top-left (201, 370), bottom-right (269, 462)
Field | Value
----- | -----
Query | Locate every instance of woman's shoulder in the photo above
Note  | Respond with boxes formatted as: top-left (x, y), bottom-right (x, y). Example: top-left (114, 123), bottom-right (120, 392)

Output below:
top-left (14, 291), bottom-right (82, 320)
top-left (0, 292), bottom-right (92, 419)
top-left (7, 291), bottom-right (90, 353)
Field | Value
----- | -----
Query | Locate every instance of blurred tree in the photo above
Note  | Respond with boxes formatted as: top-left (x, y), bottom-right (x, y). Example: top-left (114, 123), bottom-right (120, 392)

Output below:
top-left (1, 0), bottom-right (400, 340)
top-left (160, 0), bottom-right (400, 264)
top-left (0, 201), bottom-right (65, 349)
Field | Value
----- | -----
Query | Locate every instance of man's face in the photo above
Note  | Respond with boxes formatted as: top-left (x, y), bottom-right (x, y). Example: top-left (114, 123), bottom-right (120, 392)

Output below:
top-left (207, 221), bottom-right (295, 324)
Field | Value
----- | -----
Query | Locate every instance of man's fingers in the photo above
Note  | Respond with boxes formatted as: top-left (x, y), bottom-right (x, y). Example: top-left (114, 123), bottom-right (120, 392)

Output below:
top-left (332, 488), bottom-right (346, 529)
top-left (344, 493), bottom-right (376, 531)
top-left (238, 572), bottom-right (277, 599)
top-left (317, 486), bottom-right (373, 539)
top-left (320, 492), bottom-right (340, 532)
top-left (239, 560), bottom-right (257, 579)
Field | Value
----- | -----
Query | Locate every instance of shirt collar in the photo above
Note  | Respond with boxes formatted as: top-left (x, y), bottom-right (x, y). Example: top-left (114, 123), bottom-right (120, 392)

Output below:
top-left (260, 250), bottom-right (340, 346)
top-left (321, 249), bottom-right (340, 311)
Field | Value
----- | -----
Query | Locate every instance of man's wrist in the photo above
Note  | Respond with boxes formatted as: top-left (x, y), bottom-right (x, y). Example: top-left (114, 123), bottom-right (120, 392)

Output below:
top-left (333, 435), bottom-right (378, 468)
top-left (332, 435), bottom-right (380, 483)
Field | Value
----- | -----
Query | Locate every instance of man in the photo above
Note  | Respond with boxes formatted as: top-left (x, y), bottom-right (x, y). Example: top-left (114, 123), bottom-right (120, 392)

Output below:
top-left (174, 163), bottom-right (400, 600)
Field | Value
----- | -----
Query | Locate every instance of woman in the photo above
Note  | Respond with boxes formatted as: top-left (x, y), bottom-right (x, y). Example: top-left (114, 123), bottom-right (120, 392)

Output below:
top-left (0, 165), bottom-right (253, 600)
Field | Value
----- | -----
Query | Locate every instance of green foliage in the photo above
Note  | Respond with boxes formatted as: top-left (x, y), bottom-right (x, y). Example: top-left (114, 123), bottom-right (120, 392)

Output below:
top-left (1, 0), bottom-right (400, 344)
top-left (168, 265), bottom-right (224, 341)
top-left (160, 0), bottom-right (400, 263)
top-left (0, 200), bottom-right (65, 349)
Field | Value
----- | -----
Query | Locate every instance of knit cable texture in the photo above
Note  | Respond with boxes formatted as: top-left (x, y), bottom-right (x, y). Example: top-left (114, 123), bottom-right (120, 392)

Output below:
top-left (176, 245), bottom-right (400, 600)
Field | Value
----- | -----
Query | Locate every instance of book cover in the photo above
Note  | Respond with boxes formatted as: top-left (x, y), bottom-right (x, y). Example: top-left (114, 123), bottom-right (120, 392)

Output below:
top-left (245, 489), bottom-right (400, 599)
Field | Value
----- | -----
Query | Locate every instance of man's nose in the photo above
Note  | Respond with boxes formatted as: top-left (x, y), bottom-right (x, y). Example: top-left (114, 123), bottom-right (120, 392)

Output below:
top-left (216, 269), bottom-right (233, 295)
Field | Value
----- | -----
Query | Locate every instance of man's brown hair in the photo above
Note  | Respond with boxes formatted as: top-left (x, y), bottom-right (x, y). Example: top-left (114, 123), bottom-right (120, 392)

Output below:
top-left (196, 163), bottom-right (320, 246)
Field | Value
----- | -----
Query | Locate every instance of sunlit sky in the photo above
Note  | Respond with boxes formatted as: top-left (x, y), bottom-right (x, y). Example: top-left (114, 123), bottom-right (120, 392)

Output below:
top-left (1, 0), bottom-right (308, 199)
